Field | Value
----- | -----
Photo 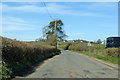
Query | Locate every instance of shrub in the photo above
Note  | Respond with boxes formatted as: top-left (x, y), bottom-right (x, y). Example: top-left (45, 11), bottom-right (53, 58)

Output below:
top-left (46, 35), bottom-right (56, 46)
top-left (1, 36), bottom-right (60, 79)
top-left (2, 61), bottom-right (12, 79)
top-left (103, 48), bottom-right (119, 57)
top-left (89, 44), bottom-right (105, 54)
top-left (69, 43), bottom-right (88, 51)
top-left (68, 42), bottom-right (118, 58)
top-left (64, 42), bottom-right (73, 50)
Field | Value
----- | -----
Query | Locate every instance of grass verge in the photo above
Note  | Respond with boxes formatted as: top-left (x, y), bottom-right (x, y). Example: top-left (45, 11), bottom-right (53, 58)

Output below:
top-left (69, 50), bottom-right (118, 64)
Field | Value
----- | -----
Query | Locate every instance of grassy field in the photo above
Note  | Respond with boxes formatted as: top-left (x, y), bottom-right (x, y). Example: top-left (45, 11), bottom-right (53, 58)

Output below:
top-left (30, 41), bottom-right (47, 45)
top-left (69, 50), bottom-right (118, 64)
top-left (58, 42), bottom-right (73, 49)
top-left (58, 42), bottom-right (119, 64)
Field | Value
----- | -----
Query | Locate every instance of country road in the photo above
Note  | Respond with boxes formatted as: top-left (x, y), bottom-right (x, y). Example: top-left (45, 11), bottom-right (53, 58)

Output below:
top-left (18, 50), bottom-right (118, 78)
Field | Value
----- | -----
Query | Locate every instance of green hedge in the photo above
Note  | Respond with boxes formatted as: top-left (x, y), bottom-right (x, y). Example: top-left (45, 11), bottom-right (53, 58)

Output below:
top-left (64, 42), bottom-right (119, 58)
top-left (69, 43), bottom-right (88, 51)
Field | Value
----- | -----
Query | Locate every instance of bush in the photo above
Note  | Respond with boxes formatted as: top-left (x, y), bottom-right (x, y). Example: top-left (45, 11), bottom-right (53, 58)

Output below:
top-left (58, 42), bottom-right (73, 50)
top-left (64, 42), bottom-right (73, 50)
top-left (69, 43), bottom-right (88, 51)
top-left (68, 42), bottom-right (118, 58)
top-left (1, 36), bottom-right (60, 79)
top-left (2, 62), bottom-right (12, 79)
top-left (46, 35), bottom-right (56, 46)
top-left (104, 48), bottom-right (119, 57)
top-left (89, 44), bottom-right (105, 54)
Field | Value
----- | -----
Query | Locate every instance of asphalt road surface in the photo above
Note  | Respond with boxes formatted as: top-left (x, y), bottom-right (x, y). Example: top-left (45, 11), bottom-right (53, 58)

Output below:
top-left (22, 50), bottom-right (118, 78)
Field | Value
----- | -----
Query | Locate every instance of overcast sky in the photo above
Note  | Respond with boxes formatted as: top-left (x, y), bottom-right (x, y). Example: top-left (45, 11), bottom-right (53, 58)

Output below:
top-left (2, 2), bottom-right (118, 41)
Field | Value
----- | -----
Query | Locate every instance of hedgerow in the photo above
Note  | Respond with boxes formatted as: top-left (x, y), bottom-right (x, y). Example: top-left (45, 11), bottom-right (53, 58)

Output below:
top-left (1, 36), bottom-right (60, 79)
top-left (61, 42), bottom-right (119, 58)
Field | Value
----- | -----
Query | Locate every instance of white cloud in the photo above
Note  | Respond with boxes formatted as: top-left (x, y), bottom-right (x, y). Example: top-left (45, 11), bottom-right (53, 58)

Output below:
top-left (66, 32), bottom-right (85, 36)
top-left (2, 16), bottom-right (37, 31)
top-left (2, 3), bottom-right (113, 17)
top-left (3, 26), bottom-right (34, 31)
top-left (1, 0), bottom-right (119, 2)
top-left (2, 4), bottom-right (45, 13)
top-left (78, 2), bottom-right (117, 11)
top-left (1, 33), bottom-right (37, 41)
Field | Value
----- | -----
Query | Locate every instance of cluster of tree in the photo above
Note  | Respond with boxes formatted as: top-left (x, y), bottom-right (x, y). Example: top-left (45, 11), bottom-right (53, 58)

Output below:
top-left (71, 39), bottom-right (105, 45)
top-left (96, 39), bottom-right (102, 44)
top-left (35, 19), bottom-right (106, 46)
top-left (73, 39), bottom-right (88, 43)
top-left (42, 20), bottom-right (67, 41)
top-left (35, 37), bottom-right (46, 42)
top-left (94, 39), bottom-right (106, 44)
top-left (36, 20), bottom-right (67, 47)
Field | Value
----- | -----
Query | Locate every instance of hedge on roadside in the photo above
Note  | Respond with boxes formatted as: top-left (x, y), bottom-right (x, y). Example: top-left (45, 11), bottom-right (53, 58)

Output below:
top-left (66, 42), bottom-right (119, 58)
top-left (69, 43), bottom-right (88, 51)
top-left (103, 48), bottom-right (119, 57)
top-left (1, 36), bottom-right (60, 79)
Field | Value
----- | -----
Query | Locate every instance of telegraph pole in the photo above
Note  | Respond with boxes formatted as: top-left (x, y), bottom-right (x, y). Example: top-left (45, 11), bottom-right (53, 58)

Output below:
top-left (54, 20), bottom-right (57, 49)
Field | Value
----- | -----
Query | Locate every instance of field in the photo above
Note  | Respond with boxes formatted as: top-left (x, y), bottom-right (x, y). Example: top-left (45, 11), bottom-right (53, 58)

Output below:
top-left (58, 42), bottom-right (119, 64)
